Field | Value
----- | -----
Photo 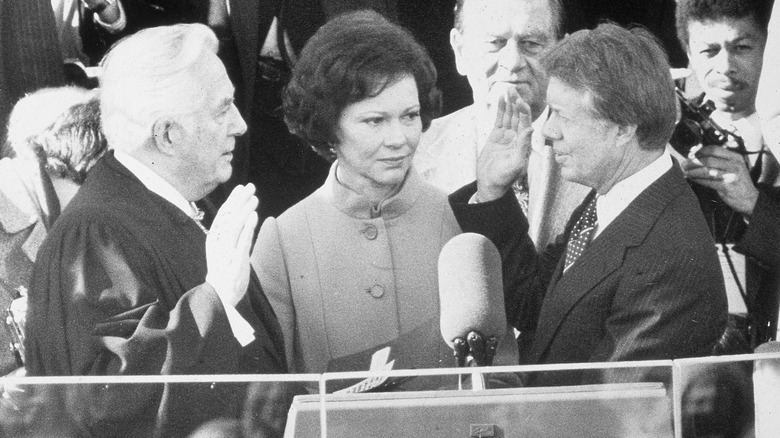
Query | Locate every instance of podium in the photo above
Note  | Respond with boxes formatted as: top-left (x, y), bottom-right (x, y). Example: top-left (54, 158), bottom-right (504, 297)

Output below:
top-left (285, 382), bottom-right (673, 437)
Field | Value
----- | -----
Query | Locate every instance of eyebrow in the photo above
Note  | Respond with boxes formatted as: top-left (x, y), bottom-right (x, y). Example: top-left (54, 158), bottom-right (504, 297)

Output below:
top-left (355, 103), bottom-right (420, 117)
top-left (732, 34), bottom-right (759, 43)
top-left (697, 32), bottom-right (759, 45)
top-left (520, 30), bottom-right (553, 40)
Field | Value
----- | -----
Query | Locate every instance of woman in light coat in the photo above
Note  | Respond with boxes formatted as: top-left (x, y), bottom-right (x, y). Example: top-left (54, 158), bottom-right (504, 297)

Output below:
top-left (251, 11), bottom-right (498, 379)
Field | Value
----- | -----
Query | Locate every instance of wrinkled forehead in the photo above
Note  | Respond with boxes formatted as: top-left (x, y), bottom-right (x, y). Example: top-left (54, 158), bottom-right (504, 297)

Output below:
top-left (460, 0), bottom-right (556, 35)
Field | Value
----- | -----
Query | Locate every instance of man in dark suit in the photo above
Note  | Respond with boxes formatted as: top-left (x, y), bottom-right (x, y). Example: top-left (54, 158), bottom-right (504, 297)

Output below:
top-left (449, 23), bottom-right (728, 386)
top-left (79, 0), bottom-right (208, 66)
top-left (24, 24), bottom-right (287, 437)
top-left (0, 0), bottom-right (64, 149)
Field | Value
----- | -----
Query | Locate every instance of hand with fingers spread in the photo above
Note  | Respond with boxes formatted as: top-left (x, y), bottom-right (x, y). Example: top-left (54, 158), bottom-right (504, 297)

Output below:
top-left (206, 184), bottom-right (259, 307)
top-left (682, 145), bottom-right (759, 215)
top-left (476, 88), bottom-right (534, 203)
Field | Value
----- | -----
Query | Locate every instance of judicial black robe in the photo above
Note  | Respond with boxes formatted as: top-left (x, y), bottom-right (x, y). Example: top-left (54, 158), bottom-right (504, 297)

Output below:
top-left (24, 152), bottom-right (287, 438)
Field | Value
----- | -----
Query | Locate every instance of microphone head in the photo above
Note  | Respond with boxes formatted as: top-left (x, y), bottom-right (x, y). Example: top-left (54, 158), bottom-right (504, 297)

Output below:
top-left (438, 233), bottom-right (506, 349)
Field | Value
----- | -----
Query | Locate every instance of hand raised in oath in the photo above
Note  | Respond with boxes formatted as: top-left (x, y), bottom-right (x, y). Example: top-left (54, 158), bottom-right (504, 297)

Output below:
top-left (476, 87), bottom-right (533, 203)
top-left (206, 183), bottom-right (259, 307)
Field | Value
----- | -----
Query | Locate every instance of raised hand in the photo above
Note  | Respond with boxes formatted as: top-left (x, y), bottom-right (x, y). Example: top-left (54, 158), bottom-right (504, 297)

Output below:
top-left (205, 184), bottom-right (259, 307)
top-left (682, 145), bottom-right (759, 215)
top-left (476, 87), bottom-right (533, 203)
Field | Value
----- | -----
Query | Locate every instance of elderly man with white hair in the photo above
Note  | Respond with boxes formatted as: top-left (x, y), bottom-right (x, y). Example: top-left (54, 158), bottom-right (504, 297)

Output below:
top-left (24, 23), bottom-right (287, 438)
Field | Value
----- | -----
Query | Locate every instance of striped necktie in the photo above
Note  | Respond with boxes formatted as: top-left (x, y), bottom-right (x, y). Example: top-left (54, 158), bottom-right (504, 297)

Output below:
top-left (564, 197), bottom-right (598, 272)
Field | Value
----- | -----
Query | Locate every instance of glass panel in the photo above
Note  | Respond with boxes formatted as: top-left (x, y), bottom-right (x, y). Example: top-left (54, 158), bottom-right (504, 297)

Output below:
top-left (0, 374), bottom-right (319, 438)
top-left (4, 348), bottom-right (780, 437)
top-left (301, 362), bottom-right (675, 438)
top-left (674, 345), bottom-right (780, 438)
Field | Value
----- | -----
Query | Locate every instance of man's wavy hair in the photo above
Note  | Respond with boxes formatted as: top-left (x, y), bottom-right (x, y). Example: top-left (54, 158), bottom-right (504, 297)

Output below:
top-left (283, 10), bottom-right (441, 161)
top-left (4, 86), bottom-right (106, 183)
top-left (32, 98), bottom-right (107, 184)
top-left (676, 0), bottom-right (772, 51)
top-left (542, 23), bottom-right (677, 151)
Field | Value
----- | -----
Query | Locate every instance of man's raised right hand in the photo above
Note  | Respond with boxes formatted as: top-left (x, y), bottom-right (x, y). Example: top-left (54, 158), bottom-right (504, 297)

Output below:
top-left (205, 184), bottom-right (259, 307)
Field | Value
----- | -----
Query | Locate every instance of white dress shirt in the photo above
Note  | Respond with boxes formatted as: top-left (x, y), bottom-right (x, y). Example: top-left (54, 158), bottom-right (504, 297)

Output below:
top-left (594, 150), bottom-right (673, 239)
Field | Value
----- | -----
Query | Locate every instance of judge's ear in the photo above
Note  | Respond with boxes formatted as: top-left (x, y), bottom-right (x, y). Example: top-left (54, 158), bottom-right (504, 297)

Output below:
top-left (450, 28), bottom-right (468, 77)
top-left (151, 117), bottom-right (184, 156)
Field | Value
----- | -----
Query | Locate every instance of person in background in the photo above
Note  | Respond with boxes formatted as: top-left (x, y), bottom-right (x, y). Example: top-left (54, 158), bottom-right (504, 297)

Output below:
top-left (24, 24), bottom-right (287, 437)
top-left (1, 86), bottom-right (104, 376)
top-left (252, 10), bottom-right (517, 380)
top-left (752, 0), bottom-right (780, 306)
top-left (449, 23), bottom-right (727, 386)
top-left (57, 0), bottom-right (211, 67)
top-left (54, 0), bottom-right (126, 68)
top-left (414, 0), bottom-right (590, 250)
top-left (0, 0), bottom-right (65, 147)
top-left (674, 0), bottom-right (780, 348)
top-left (681, 362), bottom-right (755, 437)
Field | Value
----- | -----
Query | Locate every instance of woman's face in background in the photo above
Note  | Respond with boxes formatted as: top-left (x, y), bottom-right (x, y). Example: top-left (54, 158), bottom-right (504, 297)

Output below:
top-left (334, 74), bottom-right (422, 195)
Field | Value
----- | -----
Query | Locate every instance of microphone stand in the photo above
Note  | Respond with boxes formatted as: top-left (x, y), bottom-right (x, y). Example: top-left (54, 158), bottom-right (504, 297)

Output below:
top-left (451, 331), bottom-right (499, 390)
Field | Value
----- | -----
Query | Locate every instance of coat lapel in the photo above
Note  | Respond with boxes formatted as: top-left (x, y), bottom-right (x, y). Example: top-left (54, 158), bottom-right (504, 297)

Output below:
top-left (527, 164), bottom-right (687, 364)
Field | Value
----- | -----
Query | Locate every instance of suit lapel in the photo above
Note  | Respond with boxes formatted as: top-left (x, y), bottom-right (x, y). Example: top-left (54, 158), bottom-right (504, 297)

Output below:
top-left (528, 164), bottom-right (687, 364)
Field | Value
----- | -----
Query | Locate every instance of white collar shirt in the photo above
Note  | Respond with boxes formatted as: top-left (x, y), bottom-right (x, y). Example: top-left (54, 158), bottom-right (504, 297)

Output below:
top-left (594, 150), bottom-right (673, 238)
top-left (113, 149), bottom-right (201, 220)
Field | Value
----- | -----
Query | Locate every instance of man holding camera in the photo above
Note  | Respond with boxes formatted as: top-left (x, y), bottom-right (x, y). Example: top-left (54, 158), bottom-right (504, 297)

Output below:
top-left (675, 0), bottom-right (780, 348)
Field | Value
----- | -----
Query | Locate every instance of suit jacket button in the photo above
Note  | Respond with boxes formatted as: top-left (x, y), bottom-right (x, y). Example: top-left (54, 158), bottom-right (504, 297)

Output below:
top-left (368, 284), bottom-right (385, 298)
top-left (362, 224), bottom-right (378, 240)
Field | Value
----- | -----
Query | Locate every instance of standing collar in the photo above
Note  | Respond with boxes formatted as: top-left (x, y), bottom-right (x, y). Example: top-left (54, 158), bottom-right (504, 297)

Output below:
top-left (323, 161), bottom-right (424, 220)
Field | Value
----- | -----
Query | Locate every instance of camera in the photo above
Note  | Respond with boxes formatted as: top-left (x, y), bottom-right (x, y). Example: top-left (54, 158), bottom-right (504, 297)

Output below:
top-left (669, 87), bottom-right (745, 157)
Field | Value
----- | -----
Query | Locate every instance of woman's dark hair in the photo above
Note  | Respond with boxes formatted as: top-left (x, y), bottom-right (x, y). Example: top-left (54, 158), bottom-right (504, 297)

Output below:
top-left (283, 10), bottom-right (441, 161)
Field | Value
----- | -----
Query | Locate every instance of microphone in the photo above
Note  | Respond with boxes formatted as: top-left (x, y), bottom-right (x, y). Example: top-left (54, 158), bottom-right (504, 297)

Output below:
top-left (438, 233), bottom-right (506, 369)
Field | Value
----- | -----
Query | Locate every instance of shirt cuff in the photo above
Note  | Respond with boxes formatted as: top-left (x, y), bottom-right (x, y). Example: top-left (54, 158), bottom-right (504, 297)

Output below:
top-left (204, 278), bottom-right (256, 346)
top-left (222, 303), bottom-right (256, 347)
top-left (94, 0), bottom-right (127, 34)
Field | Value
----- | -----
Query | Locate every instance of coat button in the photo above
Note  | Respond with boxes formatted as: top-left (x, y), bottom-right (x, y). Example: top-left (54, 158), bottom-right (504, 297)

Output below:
top-left (362, 224), bottom-right (378, 240)
top-left (368, 284), bottom-right (385, 298)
